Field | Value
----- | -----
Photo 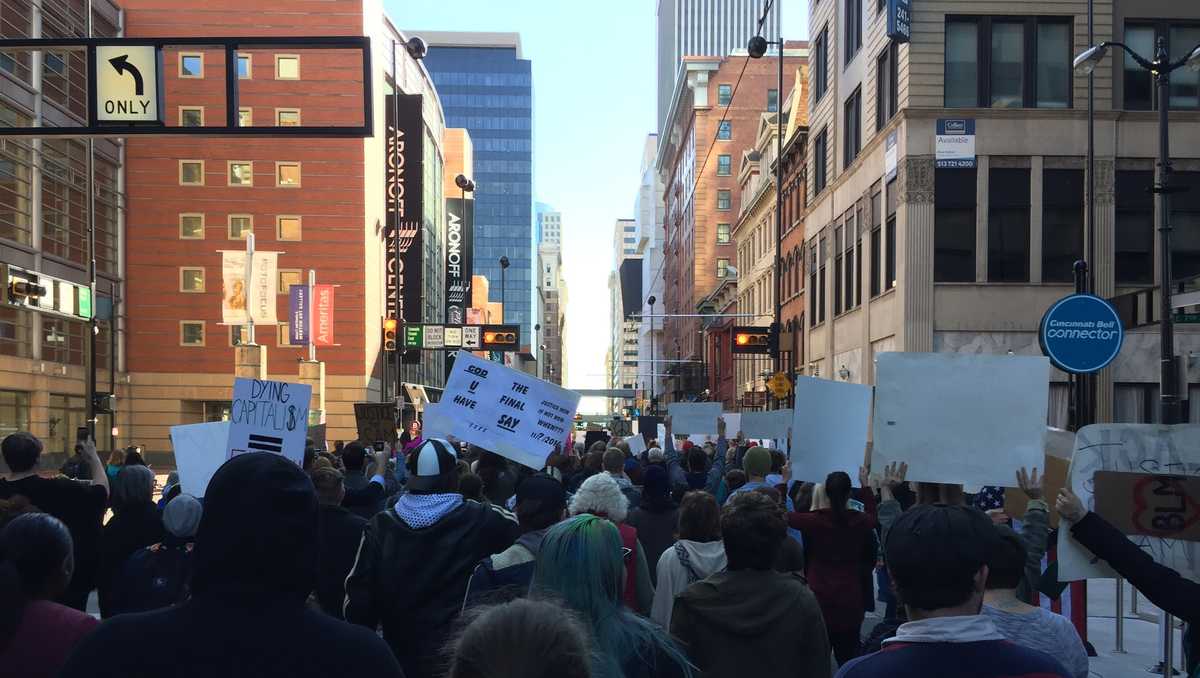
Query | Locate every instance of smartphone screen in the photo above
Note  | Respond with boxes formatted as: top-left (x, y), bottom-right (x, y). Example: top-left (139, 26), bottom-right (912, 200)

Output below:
top-left (76, 426), bottom-right (90, 444)
top-left (373, 441), bottom-right (385, 452)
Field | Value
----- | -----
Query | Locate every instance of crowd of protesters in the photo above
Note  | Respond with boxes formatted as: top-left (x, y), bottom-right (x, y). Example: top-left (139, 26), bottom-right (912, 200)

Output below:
top-left (1, 413), bottom-right (1197, 678)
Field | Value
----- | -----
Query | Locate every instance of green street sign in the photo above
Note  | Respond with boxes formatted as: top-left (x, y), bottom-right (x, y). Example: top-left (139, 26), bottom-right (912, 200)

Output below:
top-left (1177, 312), bottom-right (1200, 324)
top-left (77, 287), bottom-right (93, 319)
top-left (403, 325), bottom-right (423, 348)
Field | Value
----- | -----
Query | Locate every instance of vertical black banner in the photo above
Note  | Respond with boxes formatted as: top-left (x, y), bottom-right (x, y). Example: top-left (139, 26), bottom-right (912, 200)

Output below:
top-left (385, 93), bottom-right (424, 325)
top-left (444, 197), bottom-right (474, 324)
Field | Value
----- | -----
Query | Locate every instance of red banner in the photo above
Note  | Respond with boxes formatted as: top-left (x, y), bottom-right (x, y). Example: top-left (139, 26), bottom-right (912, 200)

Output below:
top-left (314, 284), bottom-right (334, 346)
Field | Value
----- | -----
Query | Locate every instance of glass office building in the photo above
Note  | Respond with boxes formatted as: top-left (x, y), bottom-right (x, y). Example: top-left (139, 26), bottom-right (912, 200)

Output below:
top-left (422, 33), bottom-right (534, 346)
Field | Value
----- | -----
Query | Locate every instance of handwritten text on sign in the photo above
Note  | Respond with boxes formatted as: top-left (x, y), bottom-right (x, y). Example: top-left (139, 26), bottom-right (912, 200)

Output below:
top-left (429, 351), bottom-right (580, 469)
top-left (227, 378), bottom-right (311, 466)
top-left (1093, 471), bottom-right (1200, 542)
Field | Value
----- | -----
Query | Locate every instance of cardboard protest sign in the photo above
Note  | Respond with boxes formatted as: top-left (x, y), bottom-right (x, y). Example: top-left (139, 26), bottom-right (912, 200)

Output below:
top-left (740, 409), bottom-right (792, 440)
top-left (227, 378), bottom-right (311, 466)
top-left (722, 413), bottom-right (741, 438)
top-left (307, 424), bottom-right (327, 452)
top-left (638, 416), bottom-right (662, 445)
top-left (791, 377), bottom-right (871, 482)
top-left (668, 402), bottom-right (722, 434)
top-left (1093, 471), bottom-right (1200, 543)
top-left (872, 353), bottom-right (1048, 486)
top-left (1005, 427), bottom-right (1075, 528)
top-left (583, 429), bottom-right (610, 451)
top-left (1058, 424), bottom-right (1200, 583)
top-left (354, 403), bottom-right (398, 446)
top-left (428, 351), bottom-right (581, 469)
top-left (170, 421), bottom-right (232, 498)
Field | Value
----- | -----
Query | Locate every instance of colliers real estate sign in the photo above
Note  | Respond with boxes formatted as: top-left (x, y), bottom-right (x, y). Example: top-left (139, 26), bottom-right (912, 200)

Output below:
top-left (385, 94), bottom-right (424, 324)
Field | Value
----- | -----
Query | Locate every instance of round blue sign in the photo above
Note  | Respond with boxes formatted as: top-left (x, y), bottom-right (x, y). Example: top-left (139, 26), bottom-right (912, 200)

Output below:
top-left (1039, 294), bottom-right (1124, 374)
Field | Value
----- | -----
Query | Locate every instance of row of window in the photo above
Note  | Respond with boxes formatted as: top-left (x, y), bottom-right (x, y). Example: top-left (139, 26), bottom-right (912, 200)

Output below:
top-left (178, 213), bottom-right (301, 241)
top-left (178, 160), bottom-right (301, 187)
top-left (716, 84), bottom-right (779, 113)
top-left (179, 53), bottom-right (299, 80)
top-left (180, 266), bottom-right (307, 295)
top-left (178, 321), bottom-right (306, 348)
top-left (178, 106), bottom-right (300, 128)
top-left (810, 179), bottom-right (898, 327)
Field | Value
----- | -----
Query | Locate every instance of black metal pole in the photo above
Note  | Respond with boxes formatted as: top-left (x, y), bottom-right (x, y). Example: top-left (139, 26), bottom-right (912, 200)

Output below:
top-left (109, 281), bottom-right (117, 452)
top-left (649, 299), bottom-right (655, 413)
top-left (1084, 0), bottom-right (1096, 428)
top-left (773, 37), bottom-right (785, 411)
top-left (500, 266), bottom-right (506, 324)
top-left (1154, 37), bottom-right (1180, 425)
top-left (1072, 261), bottom-right (1088, 430)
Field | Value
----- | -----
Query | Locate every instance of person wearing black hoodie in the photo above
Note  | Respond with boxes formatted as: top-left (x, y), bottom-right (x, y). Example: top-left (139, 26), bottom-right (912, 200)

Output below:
top-left (626, 465), bottom-right (679, 582)
top-left (57, 452), bottom-right (404, 678)
top-left (98, 464), bottom-right (163, 617)
top-left (310, 467), bottom-right (367, 619)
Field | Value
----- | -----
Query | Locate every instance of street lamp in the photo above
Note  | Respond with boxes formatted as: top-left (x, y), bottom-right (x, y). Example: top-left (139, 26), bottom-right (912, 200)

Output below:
top-left (647, 294), bottom-right (656, 413)
top-left (499, 256), bottom-right (510, 324)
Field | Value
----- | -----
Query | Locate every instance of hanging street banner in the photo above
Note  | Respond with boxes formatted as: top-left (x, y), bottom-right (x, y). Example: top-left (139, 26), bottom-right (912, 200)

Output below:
top-left (313, 284), bottom-right (335, 346)
top-left (935, 118), bottom-right (976, 169)
top-left (289, 284), bottom-right (308, 345)
top-left (385, 93), bottom-right (424, 325)
top-left (424, 351), bottom-right (581, 469)
top-left (95, 45), bottom-right (162, 124)
top-left (227, 378), bottom-right (311, 466)
top-left (445, 197), bottom-right (474, 324)
top-left (1039, 293), bottom-right (1124, 374)
top-left (221, 251), bottom-right (278, 324)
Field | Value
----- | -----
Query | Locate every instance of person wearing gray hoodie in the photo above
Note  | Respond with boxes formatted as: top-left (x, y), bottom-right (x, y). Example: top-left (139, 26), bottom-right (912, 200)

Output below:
top-left (651, 490), bottom-right (727, 629)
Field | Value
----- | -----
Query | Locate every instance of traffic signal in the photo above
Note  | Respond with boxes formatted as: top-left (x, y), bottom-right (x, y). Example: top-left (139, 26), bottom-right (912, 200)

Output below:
top-left (732, 326), bottom-right (772, 355)
top-left (92, 392), bottom-right (115, 414)
top-left (481, 324), bottom-right (520, 351)
top-left (382, 318), bottom-right (398, 352)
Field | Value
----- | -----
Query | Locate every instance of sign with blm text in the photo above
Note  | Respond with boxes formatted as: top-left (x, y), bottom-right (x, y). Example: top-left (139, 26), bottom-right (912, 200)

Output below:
top-left (1093, 471), bottom-right (1200, 543)
top-left (425, 351), bottom-right (581, 469)
top-left (227, 378), bottom-right (311, 466)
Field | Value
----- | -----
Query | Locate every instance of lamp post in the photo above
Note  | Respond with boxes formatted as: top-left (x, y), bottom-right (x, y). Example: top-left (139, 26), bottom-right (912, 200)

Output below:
top-left (499, 255), bottom-right (510, 324)
top-left (748, 23), bottom-right (785, 410)
top-left (647, 294), bottom-right (656, 413)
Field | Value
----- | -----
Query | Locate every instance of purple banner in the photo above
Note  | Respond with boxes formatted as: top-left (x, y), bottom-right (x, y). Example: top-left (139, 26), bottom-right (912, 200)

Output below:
top-left (289, 284), bottom-right (309, 345)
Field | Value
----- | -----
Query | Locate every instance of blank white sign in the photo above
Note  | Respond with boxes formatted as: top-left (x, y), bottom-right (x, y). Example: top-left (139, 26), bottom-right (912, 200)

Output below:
top-left (170, 421), bottom-right (232, 498)
top-left (791, 378), bottom-right (872, 482)
top-left (872, 352), bottom-right (1049, 486)
top-left (740, 409), bottom-right (793, 439)
top-left (668, 402), bottom-right (722, 434)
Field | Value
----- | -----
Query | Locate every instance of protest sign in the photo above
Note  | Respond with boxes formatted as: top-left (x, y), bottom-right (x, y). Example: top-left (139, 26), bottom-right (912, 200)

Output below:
top-left (307, 424), bottom-right (327, 452)
top-left (872, 353), bottom-right (1048, 486)
top-left (740, 409), bottom-right (792, 440)
top-left (583, 429), bottom-right (610, 451)
top-left (626, 434), bottom-right (647, 457)
top-left (722, 413), bottom-right (741, 437)
top-left (637, 415), bottom-right (662, 445)
top-left (354, 403), bottom-right (398, 446)
top-left (1005, 427), bottom-right (1074, 528)
top-left (791, 377), bottom-right (871, 482)
top-left (170, 421), bottom-right (231, 498)
top-left (687, 434), bottom-right (714, 447)
top-left (428, 351), bottom-right (581, 469)
top-left (1093, 471), bottom-right (1200, 543)
top-left (668, 402), bottom-right (722, 434)
top-left (656, 424), bottom-right (667, 447)
top-left (227, 378), bottom-right (311, 466)
top-left (1059, 424), bottom-right (1200, 582)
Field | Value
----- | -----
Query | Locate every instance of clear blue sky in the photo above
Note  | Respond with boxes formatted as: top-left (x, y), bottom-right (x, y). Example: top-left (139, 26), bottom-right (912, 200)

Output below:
top-left (390, 0), bottom-right (808, 413)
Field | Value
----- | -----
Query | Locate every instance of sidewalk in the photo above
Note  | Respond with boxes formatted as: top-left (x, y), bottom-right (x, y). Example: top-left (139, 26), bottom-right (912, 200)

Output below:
top-left (1086, 578), bottom-right (1185, 677)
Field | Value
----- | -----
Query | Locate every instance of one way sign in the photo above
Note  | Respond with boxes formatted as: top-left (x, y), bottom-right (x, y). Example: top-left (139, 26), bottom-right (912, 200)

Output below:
top-left (94, 45), bottom-right (161, 124)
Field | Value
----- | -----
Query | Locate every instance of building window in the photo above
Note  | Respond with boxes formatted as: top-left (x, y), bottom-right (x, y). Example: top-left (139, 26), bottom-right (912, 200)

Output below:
top-left (277, 215), bottom-right (301, 241)
top-left (1115, 170), bottom-right (1153, 285)
top-left (229, 325), bottom-right (250, 347)
top-left (717, 223), bottom-right (731, 244)
top-left (813, 127), bottom-right (828, 194)
top-left (934, 168), bottom-right (977, 282)
top-left (279, 269), bottom-right (303, 294)
top-left (845, 0), bottom-right (862, 65)
top-left (275, 54), bottom-right (300, 80)
top-left (180, 321), bottom-right (205, 346)
top-left (44, 52), bottom-right (66, 76)
top-left (179, 106), bottom-right (203, 127)
top-left (844, 87), bottom-right (862, 169)
top-left (717, 154), bottom-right (732, 176)
top-left (834, 225), bottom-right (844, 314)
top-left (1124, 24), bottom-right (1155, 110)
top-left (179, 213), bottom-right (204, 239)
top-left (717, 258), bottom-right (731, 278)
top-left (179, 53), bottom-right (203, 78)
top-left (809, 244), bottom-right (819, 325)
top-left (870, 188), bottom-right (883, 297)
top-left (180, 267), bottom-right (205, 293)
top-left (814, 25), bottom-right (829, 102)
top-left (1124, 22), bottom-right (1200, 111)
top-left (237, 53), bottom-right (251, 79)
top-left (238, 108), bottom-right (252, 127)
top-left (276, 108), bottom-right (301, 126)
top-left (818, 237), bottom-right (827, 323)
top-left (276, 162), bottom-right (301, 187)
top-left (854, 206), bottom-right (863, 307)
top-left (717, 120), bottom-right (732, 140)
top-left (228, 161), bottom-right (253, 186)
top-left (718, 84), bottom-right (732, 106)
top-left (717, 190), bottom-right (731, 210)
top-left (988, 167), bottom-right (1031, 282)
top-left (1172, 172), bottom-right (1200, 281)
top-left (228, 214), bottom-right (252, 239)
top-left (179, 160), bottom-right (204, 186)
top-left (944, 17), bottom-right (1073, 109)
top-left (1042, 169), bottom-right (1084, 283)
top-left (277, 324), bottom-right (299, 348)
top-left (0, 390), bottom-right (30, 441)
top-left (876, 42), bottom-right (899, 131)
top-left (767, 88), bottom-right (779, 112)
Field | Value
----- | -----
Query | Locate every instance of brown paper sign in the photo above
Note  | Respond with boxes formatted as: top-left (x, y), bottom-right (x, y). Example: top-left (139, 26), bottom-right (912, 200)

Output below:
top-left (353, 403), bottom-right (398, 447)
top-left (1005, 455), bottom-right (1070, 528)
top-left (1092, 471), bottom-right (1200, 543)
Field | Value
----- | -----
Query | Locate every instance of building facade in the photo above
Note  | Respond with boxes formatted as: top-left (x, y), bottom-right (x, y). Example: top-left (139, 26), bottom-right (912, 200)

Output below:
top-left (634, 134), bottom-right (665, 412)
top-left (804, 0), bottom-right (1200, 424)
top-left (537, 208), bottom-right (565, 385)
top-left (609, 218), bottom-right (640, 414)
top-left (0, 0), bottom-right (124, 463)
top-left (778, 80), bottom-right (810, 403)
top-left (421, 33), bottom-right (535, 350)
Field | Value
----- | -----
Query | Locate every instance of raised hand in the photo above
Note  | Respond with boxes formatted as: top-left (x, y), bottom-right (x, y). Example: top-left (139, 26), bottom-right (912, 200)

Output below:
top-left (883, 461), bottom-right (908, 489)
top-left (1056, 488), bottom-right (1087, 524)
top-left (1017, 466), bottom-right (1042, 501)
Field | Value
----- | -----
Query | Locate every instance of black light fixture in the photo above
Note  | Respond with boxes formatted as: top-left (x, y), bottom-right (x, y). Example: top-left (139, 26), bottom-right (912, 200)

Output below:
top-left (405, 36), bottom-right (428, 60)
top-left (455, 173), bottom-right (475, 192)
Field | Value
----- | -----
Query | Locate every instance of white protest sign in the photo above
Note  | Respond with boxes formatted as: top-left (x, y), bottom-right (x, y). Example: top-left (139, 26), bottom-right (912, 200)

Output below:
top-left (741, 409), bottom-right (793, 439)
top-left (431, 351), bottom-right (581, 469)
top-left (688, 434), bottom-right (714, 447)
top-left (1059, 424), bottom-right (1200, 583)
top-left (791, 377), bottom-right (871, 482)
top-left (627, 434), bottom-right (647, 457)
top-left (722, 413), bottom-right (741, 437)
top-left (668, 402), bottom-right (722, 434)
top-left (872, 353), bottom-right (1048, 486)
top-left (227, 378), bottom-right (311, 466)
top-left (656, 424), bottom-right (667, 446)
top-left (170, 421), bottom-right (231, 498)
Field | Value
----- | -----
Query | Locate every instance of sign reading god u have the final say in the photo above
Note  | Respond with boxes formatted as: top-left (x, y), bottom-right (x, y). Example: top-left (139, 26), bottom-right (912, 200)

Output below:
top-left (94, 45), bottom-right (162, 124)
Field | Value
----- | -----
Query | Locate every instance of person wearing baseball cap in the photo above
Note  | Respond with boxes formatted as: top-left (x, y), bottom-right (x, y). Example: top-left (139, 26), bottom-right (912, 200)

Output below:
top-left (835, 504), bottom-right (1070, 678)
top-left (462, 473), bottom-right (568, 609)
top-left (345, 439), bottom-right (519, 678)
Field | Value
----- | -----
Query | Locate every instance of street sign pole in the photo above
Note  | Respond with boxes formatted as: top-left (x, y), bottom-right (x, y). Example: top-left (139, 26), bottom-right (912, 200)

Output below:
top-left (308, 269), bottom-right (316, 363)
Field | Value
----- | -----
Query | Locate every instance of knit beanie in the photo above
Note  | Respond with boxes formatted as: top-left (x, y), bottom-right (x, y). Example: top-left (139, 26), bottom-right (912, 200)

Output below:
top-left (742, 446), bottom-right (772, 478)
top-left (162, 493), bottom-right (203, 538)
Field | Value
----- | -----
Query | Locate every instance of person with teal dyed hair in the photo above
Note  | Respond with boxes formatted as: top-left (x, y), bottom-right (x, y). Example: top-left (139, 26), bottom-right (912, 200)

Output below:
top-left (534, 514), bottom-right (693, 678)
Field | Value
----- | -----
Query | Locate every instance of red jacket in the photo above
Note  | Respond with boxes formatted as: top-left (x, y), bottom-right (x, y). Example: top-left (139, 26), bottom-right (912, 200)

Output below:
top-left (786, 489), bottom-right (877, 632)
top-left (616, 522), bottom-right (639, 610)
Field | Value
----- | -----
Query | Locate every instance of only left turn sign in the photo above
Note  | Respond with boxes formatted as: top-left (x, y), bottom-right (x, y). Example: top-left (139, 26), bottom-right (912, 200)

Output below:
top-left (95, 45), bottom-right (161, 124)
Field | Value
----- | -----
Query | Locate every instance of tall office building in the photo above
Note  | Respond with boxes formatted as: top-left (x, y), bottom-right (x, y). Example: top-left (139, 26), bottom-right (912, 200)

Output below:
top-left (609, 218), bottom-right (640, 414)
top-left (657, 0), bottom-right (780, 132)
top-left (536, 206), bottom-right (565, 385)
top-left (421, 32), bottom-right (535, 349)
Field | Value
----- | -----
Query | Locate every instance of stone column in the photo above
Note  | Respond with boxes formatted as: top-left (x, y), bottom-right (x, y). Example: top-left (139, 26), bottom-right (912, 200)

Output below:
top-left (1092, 158), bottom-right (1117, 422)
top-left (898, 156), bottom-right (936, 353)
top-left (234, 345), bottom-right (266, 380)
top-left (298, 360), bottom-right (325, 426)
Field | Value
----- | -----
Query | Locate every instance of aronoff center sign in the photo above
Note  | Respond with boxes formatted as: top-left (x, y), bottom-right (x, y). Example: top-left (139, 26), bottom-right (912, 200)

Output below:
top-left (1039, 294), bottom-right (1124, 374)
